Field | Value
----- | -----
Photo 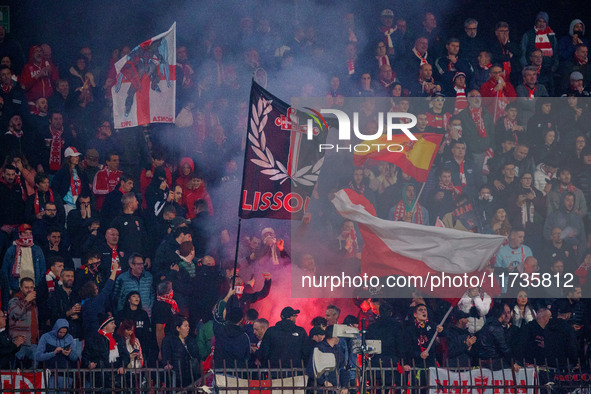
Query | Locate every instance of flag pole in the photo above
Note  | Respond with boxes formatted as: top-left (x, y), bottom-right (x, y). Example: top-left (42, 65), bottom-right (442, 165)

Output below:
top-left (410, 182), bottom-right (427, 213)
top-left (231, 218), bottom-right (242, 289)
top-left (425, 305), bottom-right (454, 353)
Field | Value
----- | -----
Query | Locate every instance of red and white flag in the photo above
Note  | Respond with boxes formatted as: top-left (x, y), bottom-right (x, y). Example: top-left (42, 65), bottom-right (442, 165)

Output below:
top-left (112, 23), bottom-right (176, 129)
top-left (331, 189), bottom-right (504, 295)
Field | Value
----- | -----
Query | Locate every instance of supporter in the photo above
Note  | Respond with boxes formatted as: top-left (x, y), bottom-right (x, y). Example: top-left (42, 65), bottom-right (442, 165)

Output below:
top-left (92, 152), bottom-right (121, 210)
top-left (527, 49), bottom-right (555, 95)
top-left (420, 12), bottom-right (443, 59)
top-left (144, 166), bottom-right (170, 217)
top-left (516, 67), bottom-right (550, 120)
top-left (480, 65), bottom-right (516, 122)
top-left (520, 12), bottom-right (558, 76)
top-left (161, 314), bottom-right (199, 386)
top-left (100, 174), bottom-right (133, 228)
top-left (139, 148), bottom-right (172, 210)
top-left (35, 319), bottom-right (79, 370)
top-left (190, 198), bottom-right (213, 258)
top-left (457, 287), bottom-right (491, 334)
top-left (495, 103), bottom-right (525, 145)
top-left (36, 256), bottom-right (63, 316)
top-left (375, 64), bottom-right (396, 96)
top-left (153, 226), bottom-right (192, 282)
top-left (559, 45), bottom-right (591, 94)
top-left (112, 254), bottom-right (154, 315)
top-left (474, 185), bottom-right (495, 227)
top-left (1, 115), bottom-right (27, 161)
top-left (532, 129), bottom-right (559, 165)
top-left (0, 26), bottom-right (24, 74)
top-left (495, 227), bottom-right (533, 291)
top-left (390, 184), bottom-right (429, 224)
top-left (20, 46), bottom-right (57, 110)
top-left (1, 224), bottom-right (44, 304)
top-left (405, 303), bottom-right (442, 367)
top-left (167, 241), bottom-right (197, 316)
top-left (114, 291), bottom-right (153, 365)
top-left (546, 168), bottom-right (587, 217)
top-left (490, 22), bottom-right (522, 86)
top-left (46, 268), bottom-right (81, 338)
top-left (369, 42), bottom-right (394, 81)
top-left (211, 288), bottom-right (250, 369)
top-left (7, 277), bottom-right (39, 366)
top-left (517, 308), bottom-right (551, 364)
top-left (47, 79), bottom-right (75, 117)
top-left (6, 153), bottom-right (36, 198)
top-left (86, 119), bottom-right (118, 163)
top-left (470, 51), bottom-right (492, 91)
top-left (82, 314), bottom-right (129, 388)
top-left (306, 324), bottom-right (348, 389)
top-left (543, 192), bottom-right (586, 254)
top-left (476, 303), bottom-right (519, 369)
top-left (541, 227), bottom-right (577, 272)
top-left (153, 280), bottom-right (178, 356)
top-left (25, 171), bottom-right (66, 224)
top-left (39, 226), bottom-right (72, 270)
top-left (182, 172), bottom-right (213, 220)
top-left (79, 261), bottom-right (118, 338)
top-left (459, 18), bottom-right (485, 67)
top-left (116, 319), bottom-right (143, 369)
top-left (0, 165), bottom-right (26, 247)
top-left (546, 300), bottom-right (578, 367)
top-left (374, 9), bottom-right (403, 60)
top-left (366, 302), bottom-right (406, 368)
top-left (447, 72), bottom-right (468, 114)
top-left (426, 93), bottom-right (451, 130)
top-left (0, 309), bottom-right (24, 368)
top-left (259, 306), bottom-right (307, 368)
top-left (559, 20), bottom-right (588, 61)
top-left (407, 63), bottom-right (441, 97)
top-left (487, 207), bottom-right (512, 237)
top-left (110, 193), bottom-right (150, 266)
top-left (66, 193), bottom-right (95, 258)
top-left (434, 38), bottom-right (473, 93)
top-left (444, 309), bottom-right (475, 367)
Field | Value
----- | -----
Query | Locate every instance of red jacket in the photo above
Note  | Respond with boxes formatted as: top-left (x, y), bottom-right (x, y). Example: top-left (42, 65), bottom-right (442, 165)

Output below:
top-left (183, 185), bottom-right (213, 219)
top-left (92, 168), bottom-right (122, 210)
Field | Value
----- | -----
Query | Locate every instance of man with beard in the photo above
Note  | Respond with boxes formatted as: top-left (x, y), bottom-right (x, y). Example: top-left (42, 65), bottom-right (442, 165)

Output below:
top-left (40, 227), bottom-right (73, 270)
top-left (74, 253), bottom-right (105, 293)
top-left (0, 65), bottom-right (26, 117)
top-left (1, 114), bottom-right (27, 161)
top-left (47, 268), bottom-right (82, 338)
top-left (0, 165), bottom-right (26, 252)
top-left (25, 173), bottom-right (65, 224)
top-left (546, 168), bottom-right (587, 217)
top-left (8, 278), bottom-right (39, 366)
top-left (544, 192), bottom-right (586, 255)
top-left (476, 303), bottom-right (520, 370)
top-left (444, 309), bottom-right (476, 366)
top-left (459, 18), bottom-right (486, 67)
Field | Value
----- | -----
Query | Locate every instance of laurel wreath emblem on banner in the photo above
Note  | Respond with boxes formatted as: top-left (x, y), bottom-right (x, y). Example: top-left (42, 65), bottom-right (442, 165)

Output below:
top-left (249, 98), bottom-right (324, 187)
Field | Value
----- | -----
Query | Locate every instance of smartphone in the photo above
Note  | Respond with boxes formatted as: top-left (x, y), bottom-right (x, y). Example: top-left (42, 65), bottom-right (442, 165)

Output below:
top-left (131, 349), bottom-right (139, 354)
top-left (64, 345), bottom-right (71, 350)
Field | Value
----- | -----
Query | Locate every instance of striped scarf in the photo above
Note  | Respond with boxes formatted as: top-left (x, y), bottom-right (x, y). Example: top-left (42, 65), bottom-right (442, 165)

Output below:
top-left (12, 235), bottom-right (34, 278)
top-left (157, 291), bottom-right (179, 314)
top-left (534, 26), bottom-right (554, 57)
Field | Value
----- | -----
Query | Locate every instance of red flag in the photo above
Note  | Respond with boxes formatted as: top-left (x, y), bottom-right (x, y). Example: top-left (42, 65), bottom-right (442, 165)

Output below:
top-left (353, 133), bottom-right (442, 182)
top-left (332, 189), bottom-right (503, 298)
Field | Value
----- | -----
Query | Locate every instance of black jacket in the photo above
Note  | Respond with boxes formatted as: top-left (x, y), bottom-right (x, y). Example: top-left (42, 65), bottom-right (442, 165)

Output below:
top-left (161, 335), bottom-right (199, 386)
top-left (545, 318), bottom-right (578, 367)
top-left (366, 316), bottom-right (406, 365)
top-left (82, 332), bottom-right (130, 368)
top-left (153, 237), bottom-right (181, 281)
top-left (0, 179), bottom-right (25, 226)
top-left (212, 318), bottom-right (251, 369)
top-left (0, 329), bottom-right (20, 369)
top-left (47, 285), bottom-right (82, 338)
top-left (444, 325), bottom-right (472, 367)
top-left (259, 319), bottom-right (307, 368)
top-left (476, 320), bottom-right (512, 363)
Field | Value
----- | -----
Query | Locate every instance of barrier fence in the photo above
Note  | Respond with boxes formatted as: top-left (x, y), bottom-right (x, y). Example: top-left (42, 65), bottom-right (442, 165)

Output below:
top-left (1, 359), bottom-right (590, 393)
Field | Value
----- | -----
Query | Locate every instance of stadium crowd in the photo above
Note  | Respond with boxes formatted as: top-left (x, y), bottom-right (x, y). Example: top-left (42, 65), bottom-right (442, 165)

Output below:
top-left (0, 2), bottom-right (591, 391)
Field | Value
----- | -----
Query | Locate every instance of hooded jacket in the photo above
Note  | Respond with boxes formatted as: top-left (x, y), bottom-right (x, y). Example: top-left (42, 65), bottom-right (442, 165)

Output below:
top-left (212, 299), bottom-right (251, 368)
top-left (259, 318), bottom-right (307, 367)
top-left (558, 19), bottom-right (589, 61)
top-left (35, 319), bottom-right (80, 368)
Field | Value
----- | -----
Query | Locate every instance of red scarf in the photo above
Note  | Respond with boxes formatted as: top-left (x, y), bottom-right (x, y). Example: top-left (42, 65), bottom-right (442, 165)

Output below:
top-left (534, 26), bottom-right (554, 57)
top-left (453, 88), bottom-right (467, 114)
top-left (380, 26), bottom-right (398, 50)
top-left (469, 107), bottom-right (487, 138)
top-left (499, 44), bottom-right (512, 77)
top-left (70, 171), bottom-right (81, 198)
top-left (34, 189), bottom-right (54, 214)
top-left (1, 83), bottom-right (12, 94)
top-left (49, 127), bottom-right (64, 172)
top-left (559, 184), bottom-right (578, 193)
top-left (98, 329), bottom-right (119, 363)
top-left (45, 269), bottom-right (58, 293)
top-left (503, 117), bottom-right (519, 141)
top-left (575, 53), bottom-right (588, 66)
top-left (392, 200), bottom-right (424, 224)
top-left (8, 127), bottom-right (23, 138)
top-left (376, 55), bottom-right (390, 67)
top-left (523, 84), bottom-right (537, 98)
top-left (111, 247), bottom-right (122, 275)
top-left (412, 48), bottom-right (428, 65)
top-left (157, 290), bottom-right (179, 313)
top-left (439, 181), bottom-right (462, 198)
top-left (12, 235), bottom-right (34, 278)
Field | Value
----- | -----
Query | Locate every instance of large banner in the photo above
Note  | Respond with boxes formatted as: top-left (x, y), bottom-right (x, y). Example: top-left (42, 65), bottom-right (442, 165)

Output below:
top-left (215, 374), bottom-right (307, 394)
top-left (0, 371), bottom-right (44, 393)
top-left (112, 23), bottom-right (176, 129)
top-left (239, 82), bottom-right (327, 220)
top-left (429, 367), bottom-right (536, 394)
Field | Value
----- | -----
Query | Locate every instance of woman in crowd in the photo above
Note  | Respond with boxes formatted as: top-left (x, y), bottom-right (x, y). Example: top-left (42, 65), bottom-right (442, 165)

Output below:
top-left (161, 314), bottom-right (200, 387)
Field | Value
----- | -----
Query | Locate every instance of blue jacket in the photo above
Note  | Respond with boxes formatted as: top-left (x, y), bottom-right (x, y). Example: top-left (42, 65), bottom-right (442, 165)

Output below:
top-left (112, 270), bottom-right (154, 315)
top-left (1, 243), bottom-right (45, 304)
top-left (35, 319), bottom-right (81, 368)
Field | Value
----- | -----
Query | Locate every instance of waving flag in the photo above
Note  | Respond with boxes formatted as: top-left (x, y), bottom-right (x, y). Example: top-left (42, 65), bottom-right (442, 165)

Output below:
top-left (112, 23), bottom-right (176, 129)
top-left (332, 188), bottom-right (504, 296)
top-left (239, 81), bottom-right (328, 220)
top-left (353, 133), bottom-right (442, 182)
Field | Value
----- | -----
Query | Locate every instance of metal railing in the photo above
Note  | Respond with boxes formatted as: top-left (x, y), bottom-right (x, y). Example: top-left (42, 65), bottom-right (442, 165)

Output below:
top-left (1, 358), bottom-right (590, 393)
